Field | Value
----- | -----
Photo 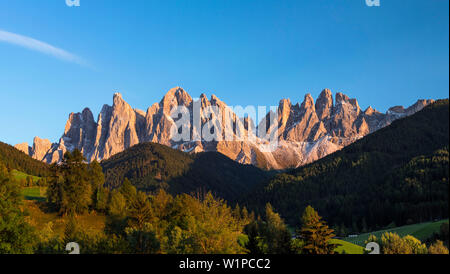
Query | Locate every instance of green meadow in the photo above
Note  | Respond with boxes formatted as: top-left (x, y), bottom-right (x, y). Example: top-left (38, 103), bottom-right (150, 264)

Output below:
top-left (11, 169), bottom-right (41, 182)
top-left (344, 219), bottom-right (449, 246)
top-left (21, 187), bottom-right (47, 202)
top-left (330, 239), bottom-right (365, 254)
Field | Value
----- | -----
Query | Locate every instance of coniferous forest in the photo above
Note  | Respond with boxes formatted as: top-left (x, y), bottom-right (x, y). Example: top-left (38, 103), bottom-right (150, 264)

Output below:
top-left (242, 100), bottom-right (449, 232)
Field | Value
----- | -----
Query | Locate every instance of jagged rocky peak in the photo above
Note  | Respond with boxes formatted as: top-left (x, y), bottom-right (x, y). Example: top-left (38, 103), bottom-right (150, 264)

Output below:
top-left (364, 106), bottom-right (378, 116)
top-left (31, 136), bottom-right (52, 161)
top-left (348, 98), bottom-right (359, 110)
top-left (112, 92), bottom-right (134, 112)
top-left (210, 94), bottom-right (224, 106)
top-left (100, 104), bottom-right (113, 115)
top-left (160, 87), bottom-right (193, 113)
top-left (335, 92), bottom-right (359, 108)
top-left (113, 92), bottom-right (124, 103)
top-left (63, 106), bottom-right (97, 155)
top-left (335, 92), bottom-right (361, 116)
top-left (300, 93), bottom-right (315, 111)
top-left (112, 92), bottom-right (143, 117)
top-left (64, 108), bottom-right (95, 133)
top-left (199, 93), bottom-right (211, 109)
top-left (210, 94), bottom-right (220, 102)
top-left (316, 88), bottom-right (333, 120)
top-left (283, 93), bottom-right (320, 142)
top-left (14, 142), bottom-right (31, 155)
top-left (210, 94), bottom-right (230, 112)
top-left (82, 107), bottom-right (94, 121)
top-left (278, 98), bottom-right (292, 110)
top-left (335, 92), bottom-right (349, 104)
top-left (278, 98), bottom-right (292, 125)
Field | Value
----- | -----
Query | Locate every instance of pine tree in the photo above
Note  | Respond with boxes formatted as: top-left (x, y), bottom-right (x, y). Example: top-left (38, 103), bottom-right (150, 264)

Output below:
top-left (244, 204), bottom-right (292, 254)
top-left (128, 192), bottom-right (153, 230)
top-left (88, 160), bottom-right (105, 210)
top-left (265, 204), bottom-right (292, 254)
top-left (108, 190), bottom-right (127, 217)
top-left (120, 178), bottom-right (137, 203)
top-left (297, 205), bottom-right (339, 254)
top-left (47, 150), bottom-right (93, 215)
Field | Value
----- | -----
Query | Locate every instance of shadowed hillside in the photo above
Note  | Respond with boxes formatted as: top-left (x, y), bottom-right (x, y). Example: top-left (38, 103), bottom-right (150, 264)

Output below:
top-left (101, 142), bottom-right (270, 201)
top-left (243, 100), bottom-right (449, 231)
top-left (0, 141), bottom-right (50, 177)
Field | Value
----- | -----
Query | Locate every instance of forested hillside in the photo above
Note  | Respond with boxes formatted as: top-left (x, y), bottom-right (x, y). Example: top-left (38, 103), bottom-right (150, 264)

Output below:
top-left (0, 141), bottom-right (50, 177)
top-left (101, 142), bottom-right (270, 201)
top-left (243, 100), bottom-right (449, 232)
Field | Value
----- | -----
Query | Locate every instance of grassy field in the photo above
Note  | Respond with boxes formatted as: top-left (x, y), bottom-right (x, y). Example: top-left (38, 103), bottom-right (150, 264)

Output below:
top-left (330, 239), bottom-right (365, 254)
top-left (23, 200), bottom-right (107, 237)
top-left (288, 226), bottom-right (365, 254)
top-left (22, 187), bottom-right (47, 202)
top-left (10, 169), bottom-right (47, 201)
top-left (343, 219), bottom-right (449, 246)
top-left (11, 169), bottom-right (41, 182)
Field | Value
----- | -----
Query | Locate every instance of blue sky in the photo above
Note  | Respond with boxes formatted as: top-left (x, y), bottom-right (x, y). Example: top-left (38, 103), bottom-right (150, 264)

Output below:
top-left (0, 0), bottom-right (448, 145)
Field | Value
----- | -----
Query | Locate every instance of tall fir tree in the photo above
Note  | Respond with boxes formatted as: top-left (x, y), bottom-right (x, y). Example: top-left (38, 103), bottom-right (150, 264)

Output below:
top-left (47, 150), bottom-right (93, 215)
top-left (297, 205), bottom-right (339, 254)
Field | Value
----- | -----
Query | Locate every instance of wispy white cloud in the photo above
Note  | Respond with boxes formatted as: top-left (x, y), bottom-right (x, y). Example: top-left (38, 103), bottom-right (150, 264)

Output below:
top-left (0, 29), bottom-right (88, 66)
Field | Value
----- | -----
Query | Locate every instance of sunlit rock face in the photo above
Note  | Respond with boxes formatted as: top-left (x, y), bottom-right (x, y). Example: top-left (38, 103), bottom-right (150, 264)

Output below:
top-left (19, 87), bottom-right (434, 169)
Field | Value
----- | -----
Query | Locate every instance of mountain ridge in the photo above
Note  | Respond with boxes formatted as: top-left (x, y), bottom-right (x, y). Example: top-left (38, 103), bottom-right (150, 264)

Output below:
top-left (15, 87), bottom-right (435, 169)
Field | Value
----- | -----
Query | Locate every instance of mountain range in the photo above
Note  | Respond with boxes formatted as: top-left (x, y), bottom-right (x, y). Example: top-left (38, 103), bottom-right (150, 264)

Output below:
top-left (14, 87), bottom-right (434, 169)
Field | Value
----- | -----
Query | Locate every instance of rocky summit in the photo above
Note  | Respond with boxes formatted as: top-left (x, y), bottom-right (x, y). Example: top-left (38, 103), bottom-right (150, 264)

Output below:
top-left (16, 87), bottom-right (434, 169)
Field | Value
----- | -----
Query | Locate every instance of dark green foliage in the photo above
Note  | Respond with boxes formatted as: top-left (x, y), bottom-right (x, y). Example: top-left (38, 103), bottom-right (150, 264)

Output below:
top-left (0, 141), bottom-right (50, 177)
top-left (0, 162), bottom-right (36, 254)
top-left (88, 160), bottom-right (107, 211)
top-left (128, 191), bottom-right (153, 230)
top-left (296, 205), bottom-right (339, 254)
top-left (103, 186), bottom-right (252, 254)
top-left (125, 226), bottom-right (160, 254)
top-left (101, 142), bottom-right (269, 201)
top-left (47, 150), bottom-right (93, 215)
top-left (425, 222), bottom-right (449, 248)
top-left (244, 203), bottom-right (292, 254)
top-left (244, 100), bottom-right (449, 230)
top-left (47, 150), bottom-right (110, 215)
